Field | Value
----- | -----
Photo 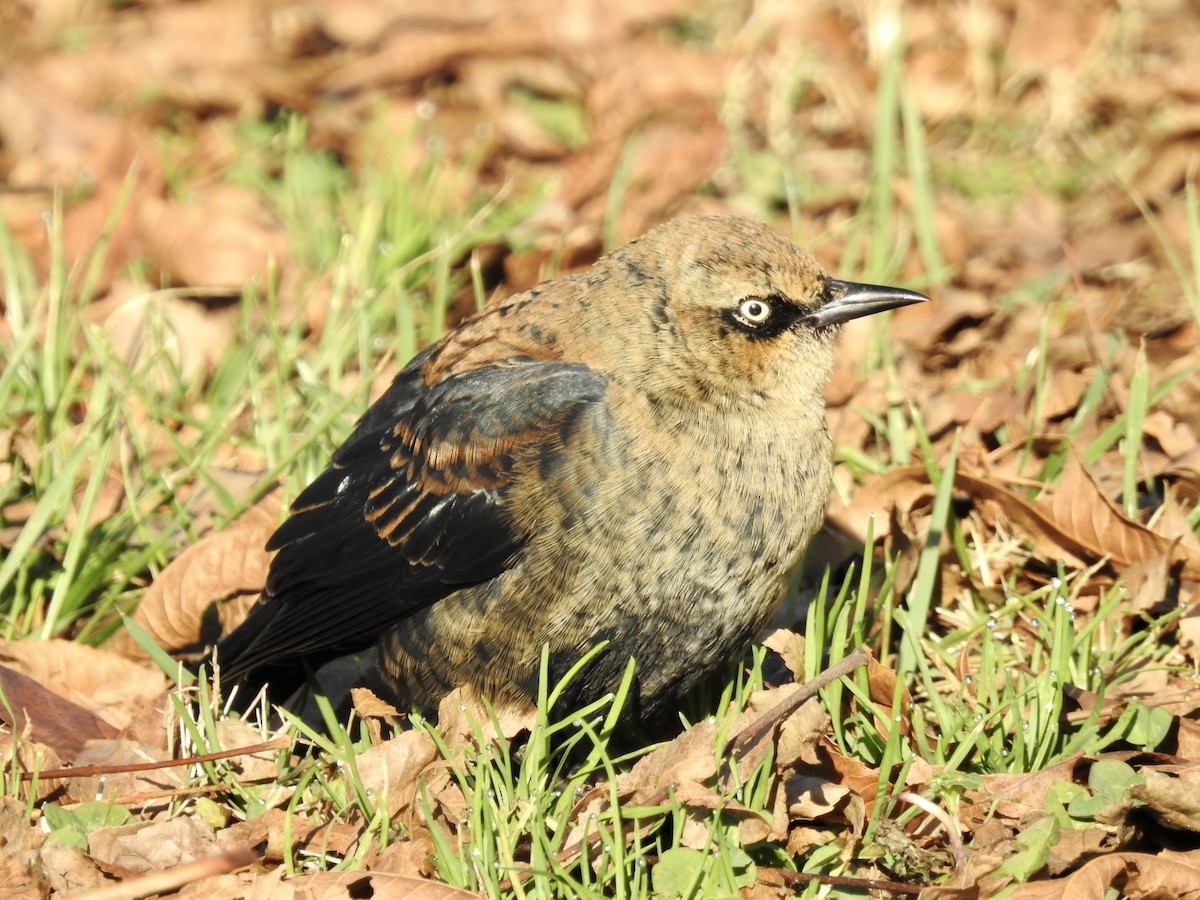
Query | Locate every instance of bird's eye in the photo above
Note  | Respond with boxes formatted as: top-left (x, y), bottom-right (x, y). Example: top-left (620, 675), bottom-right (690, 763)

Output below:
top-left (735, 298), bottom-right (772, 326)
top-left (724, 293), bottom-right (798, 338)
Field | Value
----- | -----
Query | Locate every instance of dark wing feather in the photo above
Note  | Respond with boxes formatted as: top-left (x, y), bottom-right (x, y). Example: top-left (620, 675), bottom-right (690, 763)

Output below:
top-left (212, 354), bottom-right (608, 688)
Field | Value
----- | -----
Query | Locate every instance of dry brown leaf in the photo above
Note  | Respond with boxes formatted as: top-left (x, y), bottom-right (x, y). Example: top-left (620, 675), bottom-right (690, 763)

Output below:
top-left (1143, 411), bottom-right (1198, 458)
top-left (432, 686), bottom-right (535, 761)
top-left (0, 850), bottom-right (49, 899)
top-left (818, 739), bottom-right (893, 797)
top-left (174, 865), bottom-right (288, 900)
top-left (865, 657), bottom-right (913, 738)
top-left (760, 628), bottom-right (805, 681)
top-left (671, 779), bottom-right (780, 846)
top-left (964, 756), bottom-right (1089, 828)
top-left (1120, 553), bottom-right (1173, 612)
top-left (0, 798), bottom-right (52, 896)
top-left (39, 840), bottom-right (107, 896)
top-left (1174, 717), bottom-right (1200, 761)
top-left (1180, 600), bottom-right (1200, 669)
top-left (0, 663), bottom-right (118, 764)
top-left (284, 870), bottom-right (480, 899)
top-left (784, 824), bottom-right (832, 859)
top-left (352, 687), bottom-right (401, 721)
top-left (355, 729), bottom-right (441, 820)
top-left (834, 450), bottom-right (1200, 581)
top-left (1041, 369), bottom-right (1092, 421)
top-left (1157, 488), bottom-right (1200, 560)
top-left (1004, 850), bottom-right (1200, 899)
top-left (826, 465), bottom-right (934, 545)
top-left (215, 719), bottom-right (284, 784)
top-left (62, 738), bottom-right (186, 808)
top-left (768, 693), bottom-right (829, 772)
top-left (218, 809), bottom-right (360, 867)
top-left (367, 833), bottom-right (437, 879)
top-left (137, 187), bottom-right (288, 289)
top-left (0, 639), bottom-right (166, 734)
top-left (1130, 768), bottom-right (1200, 833)
top-left (1112, 664), bottom-right (1171, 699)
top-left (1040, 448), bottom-right (1200, 578)
top-left (784, 770), bottom-right (854, 821)
top-left (622, 719), bottom-right (721, 792)
top-left (88, 815), bottom-right (223, 876)
top-left (352, 686), bottom-right (404, 744)
top-left (1046, 825), bottom-right (1119, 877)
top-left (0, 799), bottom-right (40, 859)
top-left (129, 495), bottom-right (280, 657)
top-left (102, 288), bottom-right (241, 387)
top-left (0, 736), bottom-right (63, 807)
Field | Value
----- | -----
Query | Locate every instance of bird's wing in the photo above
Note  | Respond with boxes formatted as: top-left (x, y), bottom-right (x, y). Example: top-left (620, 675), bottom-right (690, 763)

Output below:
top-left (212, 355), bottom-right (609, 682)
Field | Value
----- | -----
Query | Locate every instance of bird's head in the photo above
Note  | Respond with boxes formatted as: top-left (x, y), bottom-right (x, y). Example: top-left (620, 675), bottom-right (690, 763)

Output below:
top-left (589, 216), bottom-right (928, 412)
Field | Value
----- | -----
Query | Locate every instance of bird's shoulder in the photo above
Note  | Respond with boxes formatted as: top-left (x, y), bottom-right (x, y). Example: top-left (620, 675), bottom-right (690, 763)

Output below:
top-left (262, 336), bottom-right (609, 609)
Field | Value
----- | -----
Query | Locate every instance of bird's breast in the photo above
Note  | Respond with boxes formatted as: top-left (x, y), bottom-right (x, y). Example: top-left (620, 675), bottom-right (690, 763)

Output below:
top-left (508, 398), bottom-right (835, 706)
top-left (608, 401), bottom-right (832, 592)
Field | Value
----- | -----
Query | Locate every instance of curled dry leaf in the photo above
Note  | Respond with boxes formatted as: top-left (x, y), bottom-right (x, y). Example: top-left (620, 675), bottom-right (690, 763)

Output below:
top-left (1002, 849), bottom-right (1200, 900)
top-left (784, 770), bottom-right (854, 822)
top-left (760, 627), bottom-right (806, 681)
top-left (1039, 447), bottom-right (1200, 578)
top-left (622, 719), bottom-right (722, 793)
top-left (352, 686), bottom-right (402, 722)
top-left (827, 465), bottom-right (934, 546)
top-left (1130, 768), bottom-right (1200, 834)
top-left (129, 495), bottom-right (281, 657)
top-left (830, 445), bottom-right (1200, 584)
top-left (1142, 411), bottom-right (1198, 459)
top-left (352, 685), bottom-right (404, 744)
top-left (674, 780), bottom-right (780, 848)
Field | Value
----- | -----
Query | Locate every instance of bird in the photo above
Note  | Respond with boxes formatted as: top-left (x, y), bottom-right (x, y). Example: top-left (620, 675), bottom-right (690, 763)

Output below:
top-left (207, 215), bottom-right (927, 720)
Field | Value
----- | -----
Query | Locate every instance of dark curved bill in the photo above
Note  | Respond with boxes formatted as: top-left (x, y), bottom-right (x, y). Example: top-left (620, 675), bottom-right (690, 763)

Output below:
top-left (805, 278), bottom-right (929, 328)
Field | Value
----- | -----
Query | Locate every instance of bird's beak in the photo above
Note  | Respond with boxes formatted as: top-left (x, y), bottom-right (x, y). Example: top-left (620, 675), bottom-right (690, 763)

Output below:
top-left (804, 279), bottom-right (929, 328)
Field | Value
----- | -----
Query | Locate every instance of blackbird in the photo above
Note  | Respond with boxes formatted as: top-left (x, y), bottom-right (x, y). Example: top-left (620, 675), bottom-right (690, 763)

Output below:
top-left (209, 216), bottom-right (927, 718)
